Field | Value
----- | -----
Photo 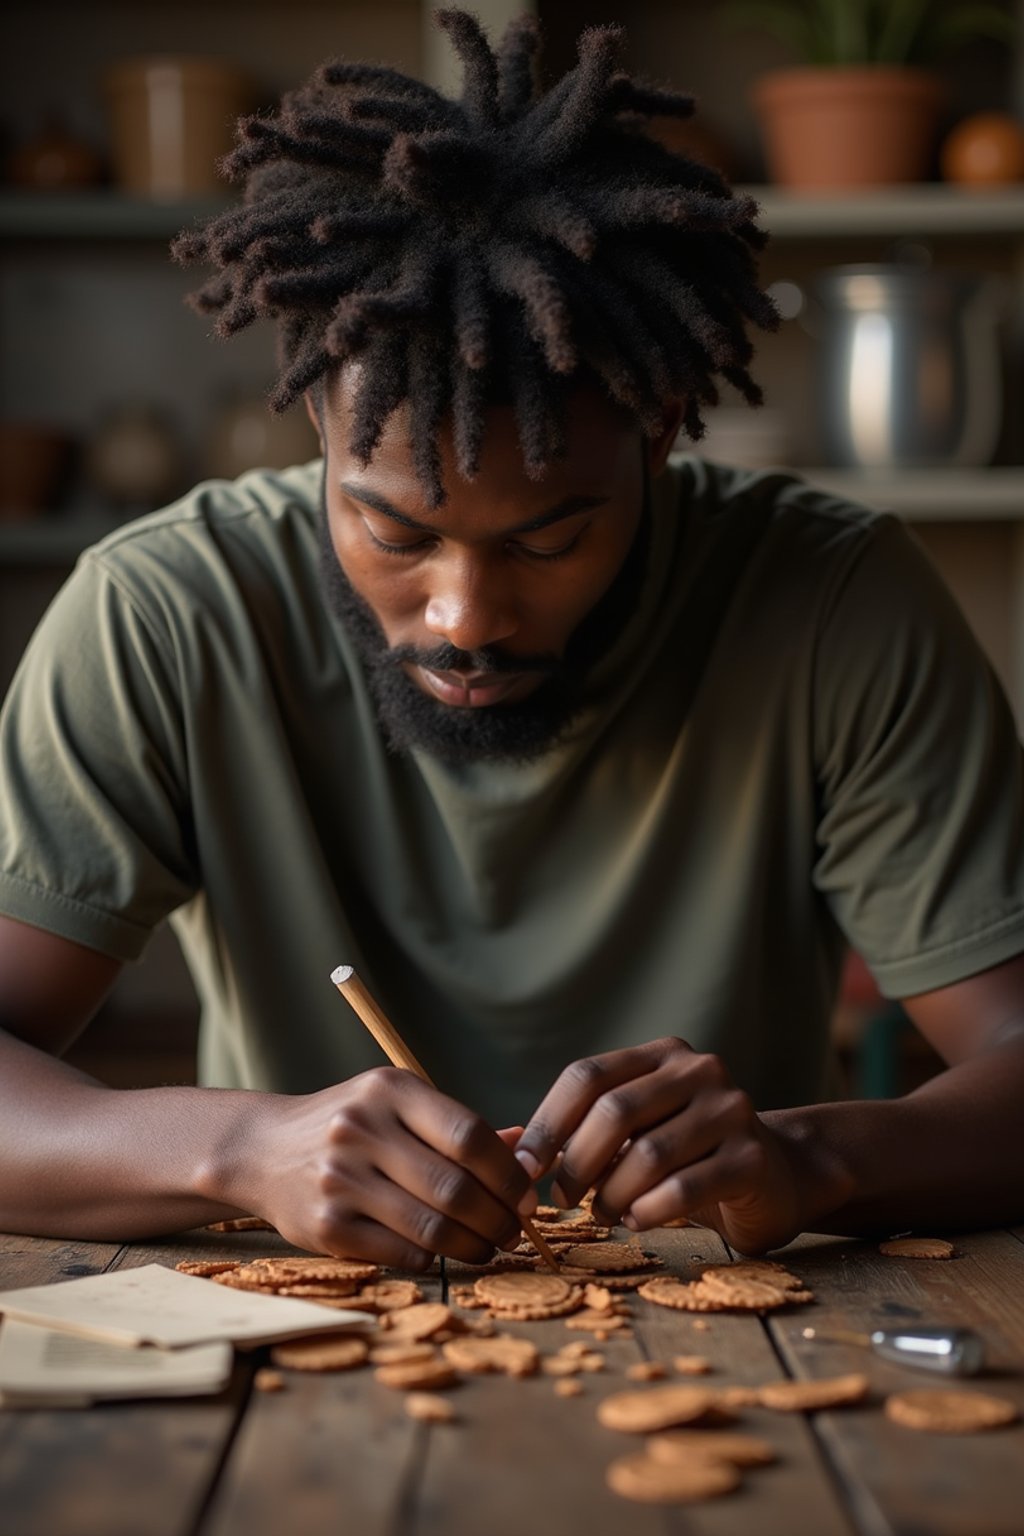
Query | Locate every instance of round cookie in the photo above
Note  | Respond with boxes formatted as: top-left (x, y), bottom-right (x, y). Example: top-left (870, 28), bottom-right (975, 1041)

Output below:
top-left (885, 1389), bottom-right (1019, 1434)
top-left (597, 1385), bottom-right (714, 1433)
top-left (878, 1238), bottom-right (956, 1260)
top-left (757, 1373), bottom-right (869, 1411)
top-left (606, 1451), bottom-right (740, 1503)
top-left (648, 1429), bottom-right (776, 1468)
top-left (270, 1335), bottom-right (369, 1372)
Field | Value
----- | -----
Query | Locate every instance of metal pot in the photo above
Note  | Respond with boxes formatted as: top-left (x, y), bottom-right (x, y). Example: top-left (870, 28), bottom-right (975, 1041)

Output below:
top-left (811, 265), bottom-right (1004, 469)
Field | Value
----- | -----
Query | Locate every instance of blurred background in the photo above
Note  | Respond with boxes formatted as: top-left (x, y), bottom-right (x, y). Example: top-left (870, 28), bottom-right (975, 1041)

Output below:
top-left (2, 0), bottom-right (1023, 1097)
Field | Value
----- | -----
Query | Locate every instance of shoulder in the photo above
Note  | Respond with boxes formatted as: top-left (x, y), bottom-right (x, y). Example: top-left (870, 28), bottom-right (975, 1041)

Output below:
top-left (668, 453), bottom-right (886, 549)
top-left (666, 454), bottom-right (911, 619)
top-left (77, 459), bottom-right (324, 637)
top-left (83, 459), bottom-right (322, 581)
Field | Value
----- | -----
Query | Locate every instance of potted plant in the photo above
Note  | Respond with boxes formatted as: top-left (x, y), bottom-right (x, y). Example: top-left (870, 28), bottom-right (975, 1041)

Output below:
top-left (725, 0), bottom-right (1016, 188)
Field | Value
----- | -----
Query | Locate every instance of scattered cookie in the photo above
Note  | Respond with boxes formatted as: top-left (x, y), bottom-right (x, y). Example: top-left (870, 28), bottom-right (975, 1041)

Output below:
top-left (597, 1385), bottom-right (715, 1433)
top-left (542, 1355), bottom-right (583, 1377)
top-left (555, 1378), bottom-right (583, 1398)
top-left (878, 1238), bottom-right (956, 1260)
top-left (636, 1277), bottom-right (721, 1312)
top-left (672, 1356), bottom-right (712, 1375)
top-left (713, 1386), bottom-right (758, 1410)
top-left (638, 1266), bottom-right (812, 1315)
top-left (270, 1335), bottom-right (370, 1372)
top-left (606, 1451), bottom-right (740, 1504)
top-left (757, 1373), bottom-right (869, 1412)
top-left (253, 1368), bottom-right (286, 1393)
top-left (175, 1260), bottom-right (241, 1277)
top-left (560, 1242), bottom-right (659, 1273)
top-left (359, 1279), bottom-right (424, 1310)
top-left (368, 1342), bottom-right (439, 1367)
top-left (470, 1272), bottom-right (582, 1319)
top-left (404, 1392), bottom-right (457, 1423)
top-left (884, 1389), bottom-right (1019, 1434)
top-left (647, 1429), bottom-right (776, 1468)
top-left (375, 1358), bottom-right (458, 1392)
top-left (211, 1255), bottom-right (378, 1296)
top-left (379, 1303), bottom-right (453, 1341)
top-left (473, 1272), bottom-right (572, 1307)
top-left (276, 1282), bottom-right (363, 1298)
top-left (441, 1335), bottom-right (539, 1378)
top-left (626, 1361), bottom-right (667, 1381)
top-left (249, 1256), bottom-right (379, 1284)
top-left (565, 1309), bottom-right (631, 1334)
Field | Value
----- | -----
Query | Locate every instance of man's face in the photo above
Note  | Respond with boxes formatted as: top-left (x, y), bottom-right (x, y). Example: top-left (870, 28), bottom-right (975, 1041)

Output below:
top-left (314, 372), bottom-right (681, 764)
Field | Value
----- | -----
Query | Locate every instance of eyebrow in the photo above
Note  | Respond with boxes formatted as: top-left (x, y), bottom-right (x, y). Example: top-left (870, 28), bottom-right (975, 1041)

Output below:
top-left (339, 481), bottom-right (609, 536)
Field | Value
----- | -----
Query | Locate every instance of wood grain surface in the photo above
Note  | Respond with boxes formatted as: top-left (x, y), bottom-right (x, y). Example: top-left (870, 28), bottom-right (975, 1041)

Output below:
top-left (1, 1225), bottom-right (1022, 1536)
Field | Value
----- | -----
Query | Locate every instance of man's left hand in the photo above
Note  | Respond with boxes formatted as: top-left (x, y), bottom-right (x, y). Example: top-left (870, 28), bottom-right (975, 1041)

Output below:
top-left (514, 1038), bottom-right (813, 1255)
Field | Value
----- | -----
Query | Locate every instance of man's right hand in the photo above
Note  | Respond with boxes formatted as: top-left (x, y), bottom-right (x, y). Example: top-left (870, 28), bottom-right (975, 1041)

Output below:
top-left (244, 1068), bottom-right (538, 1269)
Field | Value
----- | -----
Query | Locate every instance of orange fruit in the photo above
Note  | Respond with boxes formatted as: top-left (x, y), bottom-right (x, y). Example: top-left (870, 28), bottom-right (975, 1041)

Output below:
top-left (940, 112), bottom-right (1024, 186)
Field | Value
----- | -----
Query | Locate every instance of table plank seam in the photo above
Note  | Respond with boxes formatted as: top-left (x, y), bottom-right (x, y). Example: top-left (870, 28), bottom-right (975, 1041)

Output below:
top-left (188, 1360), bottom-right (260, 1536)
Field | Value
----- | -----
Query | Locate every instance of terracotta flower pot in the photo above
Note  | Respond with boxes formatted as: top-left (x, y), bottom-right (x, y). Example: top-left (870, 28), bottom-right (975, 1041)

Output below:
top-left (753, 66), bottom-right (945, 189)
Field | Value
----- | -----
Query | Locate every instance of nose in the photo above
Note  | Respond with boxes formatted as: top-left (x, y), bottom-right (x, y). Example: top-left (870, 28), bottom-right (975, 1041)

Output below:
top-left (423, 551), bottom-right (519, 653)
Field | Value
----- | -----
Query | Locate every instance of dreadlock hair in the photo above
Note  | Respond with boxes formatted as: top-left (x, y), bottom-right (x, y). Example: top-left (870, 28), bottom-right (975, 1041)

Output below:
top-left (173, 8), bottom-right (779, 507)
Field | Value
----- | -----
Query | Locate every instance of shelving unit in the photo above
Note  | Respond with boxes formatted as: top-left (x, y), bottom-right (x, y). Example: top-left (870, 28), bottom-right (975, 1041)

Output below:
top-left (743, 185), bottom-right (1024, 239)
top-left (0, 191), bottom-right (230, 241)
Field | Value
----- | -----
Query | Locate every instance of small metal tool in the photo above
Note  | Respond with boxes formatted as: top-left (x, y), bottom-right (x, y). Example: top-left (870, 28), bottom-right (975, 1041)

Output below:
top-left (802, 1324), bottom-right (986, 1376)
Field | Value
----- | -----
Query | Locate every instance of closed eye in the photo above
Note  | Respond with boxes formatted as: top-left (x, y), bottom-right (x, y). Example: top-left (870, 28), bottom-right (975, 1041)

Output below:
top-left (363, 524), bottom-right (590, 561)
top-left (513, 529), bottom-right (586, 561)
top-left (364, 527), bottom-right (433, 556)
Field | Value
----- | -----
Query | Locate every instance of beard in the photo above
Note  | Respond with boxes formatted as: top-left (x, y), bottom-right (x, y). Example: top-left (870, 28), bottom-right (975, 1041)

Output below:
top-left (316, 466), bottom-right (651, 767)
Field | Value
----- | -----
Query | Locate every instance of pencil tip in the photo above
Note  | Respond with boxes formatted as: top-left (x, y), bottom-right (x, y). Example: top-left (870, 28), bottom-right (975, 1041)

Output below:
top-left (330, 964), bottom-right (354, 985)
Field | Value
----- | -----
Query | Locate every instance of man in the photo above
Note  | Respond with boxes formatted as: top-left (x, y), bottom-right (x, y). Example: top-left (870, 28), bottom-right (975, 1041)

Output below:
top-left (0, 12), bottom-right (1022, 1269)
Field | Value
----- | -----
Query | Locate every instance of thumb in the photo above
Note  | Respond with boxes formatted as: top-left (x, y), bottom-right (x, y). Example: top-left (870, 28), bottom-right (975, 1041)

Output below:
top-left (496, 1125), bottom-right (525, 1149)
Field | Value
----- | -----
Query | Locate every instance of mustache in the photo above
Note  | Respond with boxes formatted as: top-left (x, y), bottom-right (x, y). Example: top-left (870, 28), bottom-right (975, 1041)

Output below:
top-left (386, 641), bottom-right (561, 677)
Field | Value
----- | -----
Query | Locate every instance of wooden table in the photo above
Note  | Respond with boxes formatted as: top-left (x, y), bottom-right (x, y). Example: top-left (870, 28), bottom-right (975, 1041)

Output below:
top-left (2, 1223), bottom-right (1023, 1536)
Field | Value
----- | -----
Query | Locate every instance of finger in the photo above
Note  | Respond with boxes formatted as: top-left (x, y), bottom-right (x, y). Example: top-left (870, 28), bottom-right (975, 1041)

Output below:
top-left (588, 1104), bottom-right (734, 1225)
top-left (515, 1042), bottom-right (671, 1181)
top-left (496, 1126), bottom-right (525, 1148)
top-left (372, 1130), bottom-right (523, 1251)
top-left (316, 1210), bottom-right (437, 1272)
top-left (363, 1166), bottom-right (507, 1265)
top-left (548, 1070), bottom-right (700, 1211)
top-left (623, 1138), bottom-right (767, 1232)
top-left (393, 1076), bottom-right (535, 1216)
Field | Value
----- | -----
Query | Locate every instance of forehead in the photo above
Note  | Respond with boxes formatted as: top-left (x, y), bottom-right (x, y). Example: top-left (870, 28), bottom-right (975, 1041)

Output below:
top-left (320, 366), bottom-right (642, 522)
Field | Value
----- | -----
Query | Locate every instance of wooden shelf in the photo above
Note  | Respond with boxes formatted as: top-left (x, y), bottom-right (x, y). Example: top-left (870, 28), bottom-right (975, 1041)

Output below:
top-left (796, 466), bottom-right (1024, 521)
top-left (738, 184), bottom-right (1024, 239)
top-left (3, 185), bottom-right (1024, 245)
top-left (0, 516), bottom-right (128, 565)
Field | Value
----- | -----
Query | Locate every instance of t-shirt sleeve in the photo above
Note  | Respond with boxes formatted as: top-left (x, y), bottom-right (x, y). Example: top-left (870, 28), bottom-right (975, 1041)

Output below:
top-left (0, 551), bottom-right (198, 960)
top-left (812, 516), bottom-right (1024, 996)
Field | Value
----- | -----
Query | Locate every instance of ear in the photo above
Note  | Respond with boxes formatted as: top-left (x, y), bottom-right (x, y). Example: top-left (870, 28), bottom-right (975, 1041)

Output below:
top-left (647, 398), bottom-right (686, 476)
top-left (303, 390), bottom-right (324, 450)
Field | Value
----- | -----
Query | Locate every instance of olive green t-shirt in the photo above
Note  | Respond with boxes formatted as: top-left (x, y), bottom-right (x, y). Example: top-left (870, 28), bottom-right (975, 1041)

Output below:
top-left (2, 456), bottom-right (1024, 1122)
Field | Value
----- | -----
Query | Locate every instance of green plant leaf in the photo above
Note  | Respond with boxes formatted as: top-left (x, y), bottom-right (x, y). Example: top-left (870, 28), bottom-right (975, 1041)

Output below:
top-left (720, 1), bottom-right (818, 59)
top-left (873, 0), bottom-right (933, 64)
top-left (924, 5), bottom-right (1017, 59)
top-left (721, 0), bottom-right (1016, 66)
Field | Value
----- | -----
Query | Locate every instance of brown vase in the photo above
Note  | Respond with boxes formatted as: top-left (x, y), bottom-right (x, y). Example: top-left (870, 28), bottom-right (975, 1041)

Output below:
top-left (753, 66), bottom-right (945, 190)
top-left (104, 56), bottom-right (249, 199)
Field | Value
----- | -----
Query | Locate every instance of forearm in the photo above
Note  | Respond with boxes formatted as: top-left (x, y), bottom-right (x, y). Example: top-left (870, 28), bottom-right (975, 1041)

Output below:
top-left (764, 1037), bottom-right (1024, 1236)
top-left (0, 1026), bottom-right (276, 1240)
